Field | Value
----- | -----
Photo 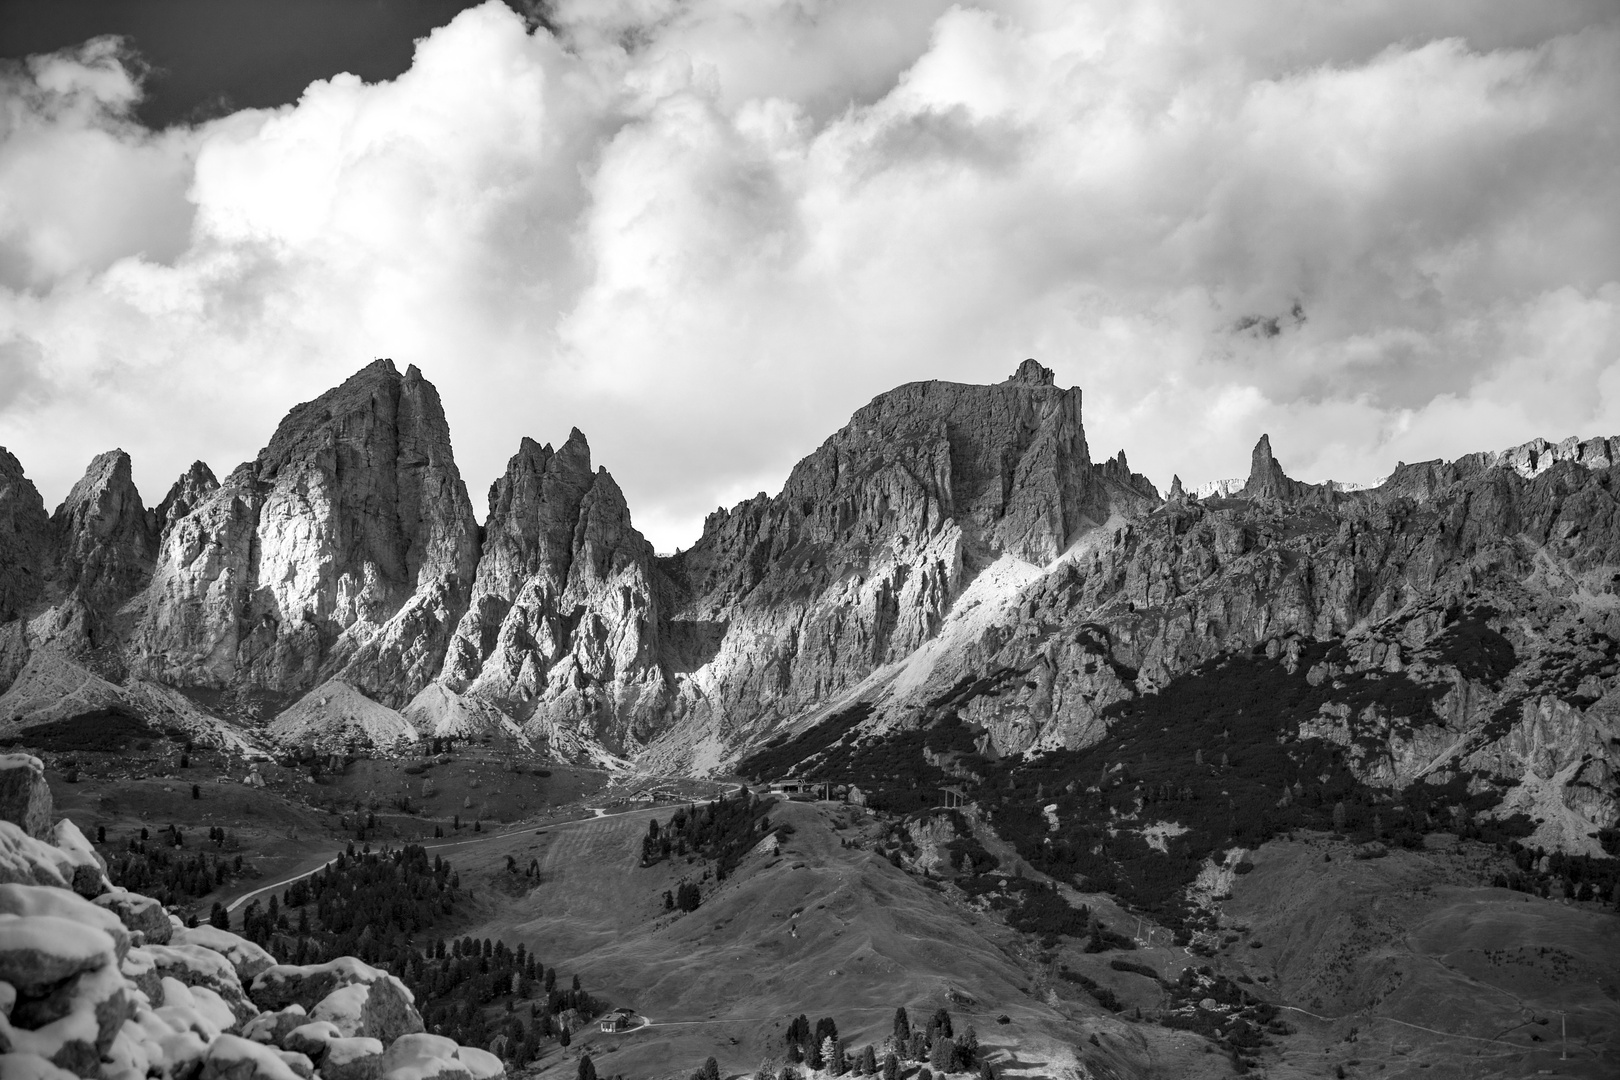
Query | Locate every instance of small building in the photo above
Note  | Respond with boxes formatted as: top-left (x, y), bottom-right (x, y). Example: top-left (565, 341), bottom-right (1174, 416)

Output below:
top-left (768, 779), bottom-right (833, 801)
top-left (599, 1008), bottom-right (636, 1033)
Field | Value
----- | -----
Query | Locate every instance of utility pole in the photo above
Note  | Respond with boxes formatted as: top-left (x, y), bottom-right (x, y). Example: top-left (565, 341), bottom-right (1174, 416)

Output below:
top-left (1560, 1010), bottom-right (1567, 1060)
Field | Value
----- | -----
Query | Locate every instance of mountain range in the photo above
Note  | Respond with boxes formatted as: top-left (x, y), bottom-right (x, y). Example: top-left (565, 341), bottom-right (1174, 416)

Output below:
top-left (1, 357), bottom-right (1616, 857)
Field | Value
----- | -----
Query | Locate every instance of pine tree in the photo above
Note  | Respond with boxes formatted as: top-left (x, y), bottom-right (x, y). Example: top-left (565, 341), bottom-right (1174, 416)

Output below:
top-left (701, 1056), bottom-right (721, 1080)
top-left (821, 1038), bottom-right (840, 1075)
top-left (209, 902), bottom-right (228, 929)
top-left (578, 1054), bottom-right (597, 1080)
top-left (860, 1045), bottom-right (878, 1076)
top-left (882, 1053), bottom-right (899, 1080)
top-left (929, 1039), bottom-right (954, 1072)
top-left (893, 1007), bottom-right (910, 1044)
top-left (956, 1027), bottom-right (979, 1069)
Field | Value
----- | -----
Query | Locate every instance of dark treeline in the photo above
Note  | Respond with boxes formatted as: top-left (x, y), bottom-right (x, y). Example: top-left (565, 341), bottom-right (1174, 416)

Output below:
top-left (104, 824), bottom-right (247, 906)
top-left (641, 788), bottom-right (777, 879)
top-left (232, 845), bottom-right (600, 1066)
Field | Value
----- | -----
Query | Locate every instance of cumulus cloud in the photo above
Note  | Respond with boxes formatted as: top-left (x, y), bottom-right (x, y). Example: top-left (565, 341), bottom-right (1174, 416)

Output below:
top-left (0, 0), bottom-right (1616, 551)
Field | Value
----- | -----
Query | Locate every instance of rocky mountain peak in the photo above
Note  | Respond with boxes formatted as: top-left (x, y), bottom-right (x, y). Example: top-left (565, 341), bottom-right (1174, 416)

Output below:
top-left (49, 449), bottom-right (156, 614)
top-left (152, 460), bottom-right (218, 537)
top-left (0, 446), bottom-right (51, 622)
top-left (129, 360), bottom-right (480, 705)
top-left (1008, 358), bottom-right (1056, 386)
top-left (441, 428), bottom-right (663, 752)
top-left (1243, 433), bottom-right (1308, 502)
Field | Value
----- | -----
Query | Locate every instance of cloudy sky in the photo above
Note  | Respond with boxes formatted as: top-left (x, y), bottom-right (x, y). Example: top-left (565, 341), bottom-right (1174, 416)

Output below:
top-left (1, 0), bottom-right (1617, 552)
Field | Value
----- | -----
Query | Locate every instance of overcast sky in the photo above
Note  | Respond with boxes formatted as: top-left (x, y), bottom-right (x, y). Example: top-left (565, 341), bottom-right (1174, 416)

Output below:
top-left (1, 1), bottom-right (1617, 552)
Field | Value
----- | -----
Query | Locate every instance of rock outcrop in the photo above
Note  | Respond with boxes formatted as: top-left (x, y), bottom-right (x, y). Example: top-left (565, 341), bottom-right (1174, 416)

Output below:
top-left (641, 361), bottom-right (1158, 768)
top-left (0, 448), bottom-right (51, 624)
top-left (0, 762), bottom-right (498, 1080)
top-left (128, 360), bottom-right (481, 707)
top-left (0, 754), bottom-right (52, 840)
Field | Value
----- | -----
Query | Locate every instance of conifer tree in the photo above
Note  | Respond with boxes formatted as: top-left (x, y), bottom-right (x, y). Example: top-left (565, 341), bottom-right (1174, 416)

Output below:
top-left (579, 1054), bottom-right (596, 1080)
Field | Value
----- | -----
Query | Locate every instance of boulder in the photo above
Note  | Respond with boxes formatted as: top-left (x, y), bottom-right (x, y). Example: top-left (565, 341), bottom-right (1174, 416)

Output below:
top-left (250, 957), bottom-right (406, 1014)
top-left (0, 917), bottom-right (115, 996)
top-left (281, 1020), bottom-right (383, 1080)
top-left (0, 824), bottom-right (70, 891)
top-left (49, 821), bottom-right (109, 899)
top-left (378, 1032), bottom-right (504, 1080)
top-left (0, 884), bottom-right (130, 960)
top-left (174, 925), bottom-right (275, 982)
top-left (197, 1034), bottom-right (308, 1080)
top-left (240, 1004), bottom-right (308, 1047)
top-left (95, 889), bottom-right (172, 945)
top-left (143, 943), bottom-right (255, 1024)
top-left (0, 756), bottom-right (53, 840)
top-left (308, 977), bottom-right (423, 1045)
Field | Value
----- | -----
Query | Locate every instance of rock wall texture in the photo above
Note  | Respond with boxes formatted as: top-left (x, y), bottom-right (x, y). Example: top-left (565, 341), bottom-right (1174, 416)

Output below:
top-left (127, 360), bottom-right (481, 707)
top-left (0, 448), bottom-right (50, 624)
top-left (642, 361), bottom-right (1150, 759)
top-left (438, 431), bottom-right (667, 754)
top-left (1, 358), bottom-right (1618, 852)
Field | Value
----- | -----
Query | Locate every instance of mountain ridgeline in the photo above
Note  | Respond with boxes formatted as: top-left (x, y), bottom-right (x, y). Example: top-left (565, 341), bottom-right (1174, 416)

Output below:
top-left (1, 359), bottom-right (1618, 860)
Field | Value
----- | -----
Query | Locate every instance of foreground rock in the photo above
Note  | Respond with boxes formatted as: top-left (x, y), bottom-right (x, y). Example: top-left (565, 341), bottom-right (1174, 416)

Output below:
top-left (0, 755), bottom-right (53, 840)
top-left (0, 766), bottom-right (500, 1080)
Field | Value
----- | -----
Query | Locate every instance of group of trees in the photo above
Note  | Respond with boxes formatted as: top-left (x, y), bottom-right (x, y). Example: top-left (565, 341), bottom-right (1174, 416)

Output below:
top-left (234, 845), bottom-right (600, 1065)
top-left (1492, 843), bottom-right (1620, 904)
top-left (662, 883), bottom-right (702, 913)
top-left (102, 826), bottom-right (246, 906)
top-left (641, 789), bottom-right (776, 878)
top-left (759, 1008), bottom-right (990, 1080)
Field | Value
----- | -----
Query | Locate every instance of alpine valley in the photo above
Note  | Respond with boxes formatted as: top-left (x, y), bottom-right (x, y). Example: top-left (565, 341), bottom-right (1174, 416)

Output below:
top-left (2, 358), bottom-right (1617, 1080)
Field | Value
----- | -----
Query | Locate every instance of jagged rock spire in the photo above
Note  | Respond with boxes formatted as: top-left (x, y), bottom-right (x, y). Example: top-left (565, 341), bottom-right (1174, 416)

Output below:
top-left (1243, 434), bottom-right (1306, 502)
top-left (153, 460), bottom-right (218, 537)
top-left (50, 449), bottom-right (156, 613)
top-left (1008, 358), bottom-right (1056, 387)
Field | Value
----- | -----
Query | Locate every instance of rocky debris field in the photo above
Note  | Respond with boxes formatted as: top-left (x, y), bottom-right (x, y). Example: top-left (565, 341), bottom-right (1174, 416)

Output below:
top-left (0, 753), bottom-right (504, 1080)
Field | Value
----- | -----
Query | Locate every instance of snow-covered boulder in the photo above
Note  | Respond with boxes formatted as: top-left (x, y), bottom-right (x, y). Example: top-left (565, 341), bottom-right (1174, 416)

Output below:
top-left (142, 943), bottom-right (256, 1024)
top-left (175, 925), bottom-right (276, 982)
top-left (0, 812), bottom-right (502, 1080)
top-left (96, 888), bottom-right (172, 945)
top-left (309, 978), bottom-right (423, 1045)
top-left (378, 1032), bottom-right (504, 1080)
top-left (282, 1020), bottom-right (385, 1080)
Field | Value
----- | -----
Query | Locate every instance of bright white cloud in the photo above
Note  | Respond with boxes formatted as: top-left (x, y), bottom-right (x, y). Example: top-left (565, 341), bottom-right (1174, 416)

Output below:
top-left (0, 0), bottom-right (1616, 551)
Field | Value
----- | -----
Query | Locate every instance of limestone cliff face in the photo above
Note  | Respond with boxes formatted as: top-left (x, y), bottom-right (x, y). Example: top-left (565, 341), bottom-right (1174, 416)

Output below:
top-left (441, 431), bottom-right (666, 754)
top-left (790, 438), bottom-right (1620, 852)
top-left (0, 447), bottom-right (50, 623)
top-left (128, 360), bottom-right (480, 706)
top-left (645, 360), bottom-right (1157, 765)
